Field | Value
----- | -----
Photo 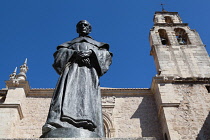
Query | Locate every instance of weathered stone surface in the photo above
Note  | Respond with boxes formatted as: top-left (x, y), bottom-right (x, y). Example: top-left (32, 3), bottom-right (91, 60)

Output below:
top-left (152, 79), bottom-right (210, 139)
top-left (0, 87), bottom-right (163, 139)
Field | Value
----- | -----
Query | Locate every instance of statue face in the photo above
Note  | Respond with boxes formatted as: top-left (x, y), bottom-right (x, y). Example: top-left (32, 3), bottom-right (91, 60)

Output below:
top-left (76, 20), bottom-right (92, 36)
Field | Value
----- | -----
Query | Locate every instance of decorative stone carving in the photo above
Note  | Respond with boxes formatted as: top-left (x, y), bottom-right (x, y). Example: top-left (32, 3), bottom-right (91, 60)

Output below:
top-left (102, 96), bottom-right (116, 104)
top-left (102, 108), bottom-right (114, 117)
top-left (16, 58), bottom-right (28, 81)
top-left (8, 59), bottom-right (28, 86)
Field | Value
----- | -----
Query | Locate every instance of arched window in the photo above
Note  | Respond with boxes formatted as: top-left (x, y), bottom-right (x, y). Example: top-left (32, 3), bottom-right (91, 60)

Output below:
top-left (103, 112), bottom-right (115, 138)
top-left (165, 16), bottom-right (173, 23)
top-left (158, 29), bottom-right (170, 45)
top-left (174, 28), bottom-right (190, 45)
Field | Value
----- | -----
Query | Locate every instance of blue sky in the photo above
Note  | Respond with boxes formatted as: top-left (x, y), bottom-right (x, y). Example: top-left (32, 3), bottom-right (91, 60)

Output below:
top-left (1, 0), bottom-right (210, 88)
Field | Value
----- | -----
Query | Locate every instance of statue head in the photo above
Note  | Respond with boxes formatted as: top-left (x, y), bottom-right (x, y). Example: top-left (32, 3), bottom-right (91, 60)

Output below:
top-left (76, 20), bottom-right (92, 36)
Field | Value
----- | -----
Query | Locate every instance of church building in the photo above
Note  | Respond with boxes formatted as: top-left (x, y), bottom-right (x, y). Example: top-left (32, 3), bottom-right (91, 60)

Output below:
top-left (0, 10), bottom-right (210, 140)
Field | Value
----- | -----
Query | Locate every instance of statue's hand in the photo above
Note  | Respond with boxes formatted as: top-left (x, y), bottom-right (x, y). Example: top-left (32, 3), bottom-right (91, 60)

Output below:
top-left (82, 58), bottom-right (91, 66)
top-left (75, 50), bottom-right (92, 66)
top-left (77, 50), bottom-right (92, 58)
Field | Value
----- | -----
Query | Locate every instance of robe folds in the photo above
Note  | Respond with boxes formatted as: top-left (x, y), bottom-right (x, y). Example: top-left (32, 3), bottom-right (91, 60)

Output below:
top-left (42, 36), bottom-right (112, 137)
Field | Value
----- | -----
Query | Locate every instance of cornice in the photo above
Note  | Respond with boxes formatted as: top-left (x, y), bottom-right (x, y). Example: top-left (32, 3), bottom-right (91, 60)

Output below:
top-left (155, 11), bottom-right (178, 14)
top-left (154, 23), bottom-right (188, 27)
top-left (173, 77), bottom-right (210, 84)
top-left (101, 88), bottom-right (151, 96)
top-left (151, 76), bottom-right (210, 90)
top-left (27, 88), bottom-right (152, 97)
top-left (5, 80), bottom-right (30, 95)
top-left (0, 87), bottom-right (151, 97)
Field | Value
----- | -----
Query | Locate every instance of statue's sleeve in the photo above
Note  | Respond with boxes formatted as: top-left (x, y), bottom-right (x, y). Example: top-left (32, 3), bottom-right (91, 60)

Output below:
top-left (52, 47), bottom-right (76, 75)
top-left (91, 47), bottom-right (112, 77)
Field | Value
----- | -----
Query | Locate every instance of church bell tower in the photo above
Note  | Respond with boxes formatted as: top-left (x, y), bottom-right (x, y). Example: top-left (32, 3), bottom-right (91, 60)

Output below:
top-left (150, 11), bottom-right (210, 140)
top-left (150, 11), bottom-right (210, 77)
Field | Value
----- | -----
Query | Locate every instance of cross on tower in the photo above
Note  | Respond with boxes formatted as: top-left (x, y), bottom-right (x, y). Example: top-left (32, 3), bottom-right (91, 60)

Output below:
top-left (161, 3), bottom-right (166, 11)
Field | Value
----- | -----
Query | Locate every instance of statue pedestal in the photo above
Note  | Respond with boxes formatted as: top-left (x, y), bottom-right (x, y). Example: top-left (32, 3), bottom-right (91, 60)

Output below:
top-left (41, 127), bottom-right (100, 138)
top-left (41, 128), bottom-right (156, 139)
top-left (40, 138), bottom-right (156, 140)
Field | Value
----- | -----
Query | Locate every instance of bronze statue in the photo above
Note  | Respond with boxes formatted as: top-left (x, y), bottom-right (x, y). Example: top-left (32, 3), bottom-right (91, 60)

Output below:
top-left (41, 20), bottom-right (112, 138)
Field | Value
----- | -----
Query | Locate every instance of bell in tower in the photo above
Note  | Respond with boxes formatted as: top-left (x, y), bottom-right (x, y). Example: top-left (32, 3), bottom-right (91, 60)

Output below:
top-left (177, 35), bottom-right (184, 45)
top-left (161, 38), bottom-right (167, 45)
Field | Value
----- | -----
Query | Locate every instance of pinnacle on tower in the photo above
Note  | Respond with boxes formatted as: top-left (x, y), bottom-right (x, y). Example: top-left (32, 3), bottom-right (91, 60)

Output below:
top-left (16, 58), bottom-right (29, 81)
top-left (9, 67), bottom-right (17, 80)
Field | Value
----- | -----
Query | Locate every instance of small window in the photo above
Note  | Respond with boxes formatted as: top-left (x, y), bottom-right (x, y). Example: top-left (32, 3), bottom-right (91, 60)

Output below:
top-left (165, 16), bottom-right (173, 24)
top-left (158, 29), bottom-right (170, 45)
top-left (174, 28), bottom-right (190, 45)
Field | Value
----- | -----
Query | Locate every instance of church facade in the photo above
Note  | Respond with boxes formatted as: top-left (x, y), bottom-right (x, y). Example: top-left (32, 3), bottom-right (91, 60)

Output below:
top-left (0, 11), bottom-right (210, 140)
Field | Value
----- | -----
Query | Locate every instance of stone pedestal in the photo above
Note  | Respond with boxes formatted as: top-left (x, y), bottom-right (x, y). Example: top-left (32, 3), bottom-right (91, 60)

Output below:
top-left (13, 138), bottom-right (157, 140)
top-left (41, 127), bottom-right (100, 138)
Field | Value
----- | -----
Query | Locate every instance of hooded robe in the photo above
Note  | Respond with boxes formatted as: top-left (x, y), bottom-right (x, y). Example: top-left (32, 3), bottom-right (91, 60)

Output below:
top-left (42, 36), bottom-right (112, 137)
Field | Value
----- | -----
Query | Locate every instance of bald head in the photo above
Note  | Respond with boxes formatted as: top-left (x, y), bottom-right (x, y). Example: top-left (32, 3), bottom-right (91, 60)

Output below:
top-left (76, 20), bottom-right (92, 36)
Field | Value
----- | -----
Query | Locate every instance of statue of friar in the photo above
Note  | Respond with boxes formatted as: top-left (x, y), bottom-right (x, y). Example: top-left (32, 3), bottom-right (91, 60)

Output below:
top-left (41, 20), bottom-right (112, 138)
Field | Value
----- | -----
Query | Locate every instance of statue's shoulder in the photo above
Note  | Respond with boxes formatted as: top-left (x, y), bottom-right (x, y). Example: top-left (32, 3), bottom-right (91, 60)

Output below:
top-left (84, 36), bottom-right (110, 51)
top-left (56, 40), bottom-right (75, 50)
top-left (57, 36), bottom-right (110, 51)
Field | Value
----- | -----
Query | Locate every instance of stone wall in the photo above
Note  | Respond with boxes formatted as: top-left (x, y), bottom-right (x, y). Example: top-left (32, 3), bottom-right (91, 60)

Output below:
top-left (165, 84), bottom-right (210, 139)
top-left (152, 77), bottom-right (210, 140)
top-left (150, 38), bottom-right (210, 78)
top-left (111, 95), bottom-right (162, 139)
top-left (1, 88), bottom-right (163, 139)
top-left (16, 97), bottom-right (51, 138)
top-left (0, 108), bottom-right (20, 138)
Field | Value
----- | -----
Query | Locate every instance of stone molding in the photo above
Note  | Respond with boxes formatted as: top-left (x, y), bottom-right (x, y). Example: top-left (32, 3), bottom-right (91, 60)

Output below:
top-left (5, 80), bottom-right (30, 95)
top-left (102, 96), bottom-right (116, 138)
top-left (173, 77), bottom-right (210, 84)
top-left (155, 11), bottom-right (178, 14)
top-left (101, 88), bottom-right (151, 96)
top-left (157, 103), bottom-right (180, 117)
top-left (0, 104), bottom-right (24, 119)
top-left (15, 88), bottom-right (152, 98)
top-left (151, 76), bottom-right (210, 86)
top-left (154, 23), bottom-right (188, 27)
top-left (103, 112), bottom-right (115, 138)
